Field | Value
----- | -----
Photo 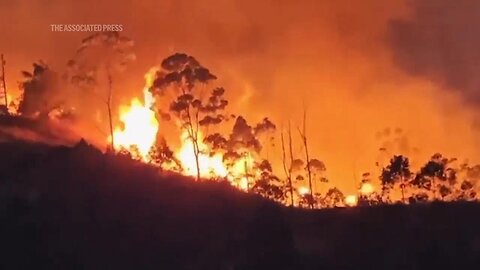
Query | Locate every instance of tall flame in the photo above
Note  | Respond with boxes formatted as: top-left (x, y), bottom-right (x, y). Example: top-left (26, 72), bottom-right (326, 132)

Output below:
top-left (111, 70), bottom-right (159, 161)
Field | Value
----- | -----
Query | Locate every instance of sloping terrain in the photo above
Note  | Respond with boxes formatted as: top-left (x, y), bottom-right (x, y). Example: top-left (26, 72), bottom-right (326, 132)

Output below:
top-left (0, 140), bottom-right (299, 270)
top-left (0, 114), bottom-right (80, 146)
top-left (0, 140), bottom-right (479, 270)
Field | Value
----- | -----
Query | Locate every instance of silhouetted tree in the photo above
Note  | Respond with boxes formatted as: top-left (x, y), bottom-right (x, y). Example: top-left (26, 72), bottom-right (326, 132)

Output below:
top-left (148, 137), bottom-right (182, 171)
top-left (280, 123), bottom-right (295, 207)
top-left (321, 187), bottom-right (345, 208)
top-left (297, 110), bottom-right (314, 208)
top-left (451, 162), bottom-right (478, 201)
top-left (380, 155), bottom-right (412, 203)
top-left (288, 155), bottom-right (326, 209)
top-left (151, 53), bottom-right (227, 181)
top-left (251, 160), bottom-right (285, 203)
top-left (203, 115), bottom-right (276, 192)
top-left (67, 31), bottom-right (135, 150)
top-left (0, 54), bottom-right (8, 114)
top-left (309, 158), bottom-right (328, 195)
top-left (412, 153), bottom-right (454, 201)
top-left (458, 180), bottom-right (476, 200)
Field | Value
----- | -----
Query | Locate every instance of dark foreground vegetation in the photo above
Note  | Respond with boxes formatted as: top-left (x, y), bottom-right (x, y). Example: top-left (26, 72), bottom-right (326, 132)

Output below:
top-left (1, 140), bottom-right (480, 270)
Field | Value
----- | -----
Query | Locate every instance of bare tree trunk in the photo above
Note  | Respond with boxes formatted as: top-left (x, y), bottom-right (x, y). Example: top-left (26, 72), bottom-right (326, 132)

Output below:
top-left (0, 54), bottom-right (8, 110)
top-left (281, 129), bottom-right (294, 207)
top-left (181, 85), bottom-right (201, 182)
top-left (187, 117), bottom-right (201, 182)
top-left (298, 111), bottom-right (314, 209)
top-left (288, 122), bottom-right (296, 205)
top-left (186, 113), bottom-right (201, 182)
top-left (244, 153), bottom-right (250, 192)
top-left (432, 178), bottom-right (436, 201)
top-left (400, 176), bottom-right (405, 204)
top-left (107, 71), bottom-right (115, 151)
top-left (192, 108), bottom-right (201, 182)
top-left (188, 139), bottom-right (200, 181)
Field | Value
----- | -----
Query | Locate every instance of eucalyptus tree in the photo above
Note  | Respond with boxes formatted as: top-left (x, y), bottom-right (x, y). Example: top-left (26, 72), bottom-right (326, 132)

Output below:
top-left (66, 31), bottom-right (136, 150)
top-left (151, 53), bottom-right (228, 181)
top-left (380, 155), bottom-right (412, 203)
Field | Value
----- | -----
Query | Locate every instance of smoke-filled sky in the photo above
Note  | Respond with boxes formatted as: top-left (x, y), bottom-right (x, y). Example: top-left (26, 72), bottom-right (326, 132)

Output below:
top-left (1, 0), bottom-right (480, 192)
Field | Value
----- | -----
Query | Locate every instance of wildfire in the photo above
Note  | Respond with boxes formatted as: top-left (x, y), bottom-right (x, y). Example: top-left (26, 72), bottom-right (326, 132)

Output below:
top-left (109, 67), bottom-right (368, 209)
top-left (176, 130), bottom-right (228, 178)
top-left (111, 70), bottom-right (159, 161)
top-left (298, 186), bottom-right (310, 196)
top-left (345, 195), bottom-right (358, 207)
top-left (5, 94), bottom-right (18, 115)
top-left (176, 130), bottom-right (257, 190)
top-left (227, 153), bottom-right (256, 191)
top-left (112, 69), bottom-right (256, 190)
top-left (109, 68), bottom-right (375, 210)
top-left (360, 182), bottom-right (375, 195)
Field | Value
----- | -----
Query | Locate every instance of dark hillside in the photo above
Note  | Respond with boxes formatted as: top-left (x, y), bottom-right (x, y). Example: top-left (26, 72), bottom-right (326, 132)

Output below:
top-left (1, 140), bottom-right (480, 270)
top-left (287, 202), bottom-right (480, 270)
top-left (0, 140), bottom-right (299, 270)
top-left (0, 114), bottom-right (79, 145)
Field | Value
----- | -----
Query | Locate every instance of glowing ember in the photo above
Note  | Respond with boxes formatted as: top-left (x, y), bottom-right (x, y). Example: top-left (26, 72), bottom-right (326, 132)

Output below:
top-left (360, 182), bottom-right (374, 195)
top-left (237, 177), bottom-right (250, 191)
top-left (345, 195), bottom-right (358, 207)
top-left (298, 186), bottom-right (310, 196)
top-left (111, 70), bottom-right (159, 161)
top-left (4, 94), bottom-right (18, 115)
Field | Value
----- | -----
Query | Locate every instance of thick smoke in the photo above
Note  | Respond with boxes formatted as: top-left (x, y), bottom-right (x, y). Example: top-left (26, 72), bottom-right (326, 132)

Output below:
top-left (389, 0), bottom-right (480, 105)
top-left (1, 0), bottom-right (480, 192)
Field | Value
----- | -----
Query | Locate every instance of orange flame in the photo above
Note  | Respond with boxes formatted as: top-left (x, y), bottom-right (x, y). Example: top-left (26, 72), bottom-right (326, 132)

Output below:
top-left (176, 130), bottom-right (228, 178)
top-left (360, 182), bottom-right (375, 195)
top-left (5, 94), bottom-right (19, 115)
top-left (176, 130), bottom-right (256, 190)
top-left (298, 186), bottom-right (310, 196)
top-left (345, 195), bottom-right (358, 207)
top-left (112, 68), bottom-right (256, 190)
top-left (111, 69), bottom-right (159, 161)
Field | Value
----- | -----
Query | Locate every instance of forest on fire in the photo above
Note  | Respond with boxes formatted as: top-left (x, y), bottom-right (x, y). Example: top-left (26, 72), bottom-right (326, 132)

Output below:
top-left (1, 31), bottom-right (480, 210)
